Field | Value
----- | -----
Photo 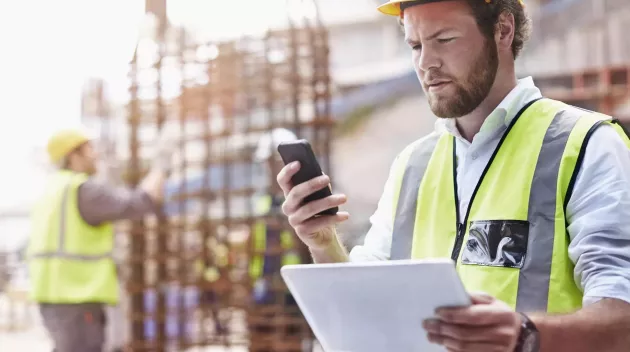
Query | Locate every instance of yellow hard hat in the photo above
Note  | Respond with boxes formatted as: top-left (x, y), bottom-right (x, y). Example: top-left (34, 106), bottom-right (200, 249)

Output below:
top-left (377, 0), bottom-right (419, 16)
top-left (377, 0), bottom-right (525, 17)
top-left (46, 128), bottom-right (93, 164)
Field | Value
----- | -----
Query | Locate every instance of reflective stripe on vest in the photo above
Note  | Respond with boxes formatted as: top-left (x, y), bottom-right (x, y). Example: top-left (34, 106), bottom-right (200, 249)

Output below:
top-left (390, 133), bottom-right (440, 260)
top-left (29, 182), bottom-right (112, 261)
top-left (389, 99), bottom-right (629, 313)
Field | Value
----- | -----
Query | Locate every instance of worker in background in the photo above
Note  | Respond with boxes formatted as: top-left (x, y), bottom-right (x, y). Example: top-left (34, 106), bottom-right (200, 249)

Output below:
top-left (198, 233), bottom-right (230, 336)
top-left (27, 128), bottom-right (174, 352)
top-left (277, 1), bottom-right (630, 351)
top-left (250, 128), bottom-right (303, 351)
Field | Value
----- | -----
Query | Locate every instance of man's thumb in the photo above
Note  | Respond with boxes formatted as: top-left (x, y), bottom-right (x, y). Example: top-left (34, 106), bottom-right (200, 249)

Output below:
top-left (469, 291), bottom-right (495, 304)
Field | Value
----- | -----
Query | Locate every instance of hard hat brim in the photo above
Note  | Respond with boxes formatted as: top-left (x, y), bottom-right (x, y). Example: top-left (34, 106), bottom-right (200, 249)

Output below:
top-left (378, 0), bottom-right (472, 17)
top-left (379, 0), bottom-right (525, 17)
top-left (377, 1), bottom-right (403, 16)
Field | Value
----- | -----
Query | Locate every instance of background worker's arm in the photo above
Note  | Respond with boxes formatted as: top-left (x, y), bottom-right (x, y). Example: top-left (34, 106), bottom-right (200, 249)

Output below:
top-left (78, 128), bottom-right (175, 226)
top-left (77, 173), bottom-right (165, 226)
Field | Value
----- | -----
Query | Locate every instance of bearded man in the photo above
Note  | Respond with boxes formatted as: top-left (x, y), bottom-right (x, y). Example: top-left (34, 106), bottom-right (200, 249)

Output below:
top-left (276, 1), bottom-right (630, 351)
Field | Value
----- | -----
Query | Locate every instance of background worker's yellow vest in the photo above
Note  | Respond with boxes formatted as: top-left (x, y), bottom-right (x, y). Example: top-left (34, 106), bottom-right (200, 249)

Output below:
top-left (390, 98), bottom-right (630, 314)
top-left (27, 170), bottom-right (118, 304)
top-left (249, 195), bottom-right (301, 280)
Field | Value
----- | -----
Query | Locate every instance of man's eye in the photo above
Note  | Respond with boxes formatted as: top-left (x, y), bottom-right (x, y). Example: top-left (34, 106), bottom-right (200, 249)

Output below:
top-left (437, 38), bottom-right (455, 44)
top-left (412, 44), bottom-right (422, 51)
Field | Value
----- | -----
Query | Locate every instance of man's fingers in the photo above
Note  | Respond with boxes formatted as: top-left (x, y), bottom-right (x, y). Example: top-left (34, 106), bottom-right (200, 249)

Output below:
top-left (429, 296), bottom-right (520, 352)
top-left (428, 333), bottom-right (508, 352)
top-left (282, 175), bottom-right (330, 214)
top-left (424, 319), bottom-right (517, 343)
top-left (437, 305), bottom-right (514, 326)
top-left (295, 212), bottom-right (349, 238)
top-left (288, 195), bottom-right (347, 227)
top-left (276, 161), bottom-right (301, 195)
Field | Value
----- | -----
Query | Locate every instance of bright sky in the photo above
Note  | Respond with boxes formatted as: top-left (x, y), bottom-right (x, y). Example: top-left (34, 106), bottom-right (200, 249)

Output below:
top-left (0, 0), bottom-right (319, 210)
top-left (0, 0), bottom-right (311, 144)
top-left (0, 1), bottom-right (145, 154)
top-left (0, 1), bottom-right (146, 210)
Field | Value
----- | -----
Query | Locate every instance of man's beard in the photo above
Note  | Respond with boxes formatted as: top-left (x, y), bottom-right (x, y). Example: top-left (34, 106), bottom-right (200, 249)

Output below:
top-left (425, 39), bottom-right (499, 119)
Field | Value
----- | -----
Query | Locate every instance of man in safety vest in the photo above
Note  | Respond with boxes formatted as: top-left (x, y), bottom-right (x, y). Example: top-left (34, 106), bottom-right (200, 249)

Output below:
top-left (277, 1), bottom-right (630, 351)
top-left (27, 128), bottom-right (173, 352)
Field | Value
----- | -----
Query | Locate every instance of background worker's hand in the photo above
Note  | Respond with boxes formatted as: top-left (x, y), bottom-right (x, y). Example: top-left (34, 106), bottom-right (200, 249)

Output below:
top-left (277, 161), bottom-right (350, 250)
top-left (151, 126), bottom-right (179, 174)
top-left (140, 170), bottom-right (167, 204)
top-left (140, 126), bottom-right (179, 204)
top-left (422, 293), bottom-right (521, 352)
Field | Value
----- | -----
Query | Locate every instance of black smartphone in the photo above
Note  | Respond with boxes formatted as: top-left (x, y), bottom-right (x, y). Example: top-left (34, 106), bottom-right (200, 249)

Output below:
top-left (277, 139), bottom-right (338, 216)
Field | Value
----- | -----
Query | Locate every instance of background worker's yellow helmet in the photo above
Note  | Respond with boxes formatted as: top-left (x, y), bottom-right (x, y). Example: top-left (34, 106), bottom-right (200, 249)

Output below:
top-left (46, 128), bottom-right (93, 164)
top-left (377, 0), bottom-right (525, 17)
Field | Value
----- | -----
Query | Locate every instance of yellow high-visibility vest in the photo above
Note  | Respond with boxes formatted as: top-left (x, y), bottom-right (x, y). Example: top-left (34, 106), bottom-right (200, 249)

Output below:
top-left (27, 170), bottom-right (118, 304)
top-left (249, 195), bottom-right (301, 280)
top-left (390, 98), bottom-right (630, 313)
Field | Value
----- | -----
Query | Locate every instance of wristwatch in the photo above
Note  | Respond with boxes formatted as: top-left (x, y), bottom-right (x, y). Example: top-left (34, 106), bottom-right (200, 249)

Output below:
top-left (515, 313), bottom-right (540, 352)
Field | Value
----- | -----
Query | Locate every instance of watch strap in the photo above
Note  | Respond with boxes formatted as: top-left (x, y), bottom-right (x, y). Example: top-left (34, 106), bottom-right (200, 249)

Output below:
top-left (515, 313), bottom-right (540, 352)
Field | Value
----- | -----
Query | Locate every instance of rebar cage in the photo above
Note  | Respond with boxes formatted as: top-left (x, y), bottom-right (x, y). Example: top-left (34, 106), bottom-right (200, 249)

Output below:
top-left (84, 3), bottom-right (332, 351)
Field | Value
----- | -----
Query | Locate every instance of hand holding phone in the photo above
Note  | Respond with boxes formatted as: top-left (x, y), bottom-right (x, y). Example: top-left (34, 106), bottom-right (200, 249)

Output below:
top-left (276, 139), bottom-right (350, 249)
top-left (277, 139), bottom-right (338, 216)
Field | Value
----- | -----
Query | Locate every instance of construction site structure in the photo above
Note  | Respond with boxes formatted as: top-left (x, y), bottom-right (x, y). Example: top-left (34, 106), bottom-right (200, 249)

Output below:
top-left (81, 1), bottom-right (332, 351)
top-left (534, 65), bottom-right (630, 122)
top-left (518, 0), bottom-right (630, 75)
top-left (518, 0), bottom-right (630, 121)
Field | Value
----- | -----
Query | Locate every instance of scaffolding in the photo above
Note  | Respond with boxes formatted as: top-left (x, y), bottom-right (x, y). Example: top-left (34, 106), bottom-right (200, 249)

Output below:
top-left (83, 2), bottom-right (333, 351)
top-left (535, 65), bottom-right (630, 121)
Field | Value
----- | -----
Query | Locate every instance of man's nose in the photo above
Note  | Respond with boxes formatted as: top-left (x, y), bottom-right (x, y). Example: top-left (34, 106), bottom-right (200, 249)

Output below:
top-left (417, 47), bottom-right (441, 72)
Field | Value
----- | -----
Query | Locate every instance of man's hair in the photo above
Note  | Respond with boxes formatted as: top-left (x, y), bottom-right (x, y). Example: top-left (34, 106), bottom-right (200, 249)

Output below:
top-left (399, 0), bottom-right (531, 58)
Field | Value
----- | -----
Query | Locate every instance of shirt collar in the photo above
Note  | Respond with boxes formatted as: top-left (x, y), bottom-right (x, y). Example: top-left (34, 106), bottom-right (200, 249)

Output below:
top-left (435, 76), bottom-right (543, 138)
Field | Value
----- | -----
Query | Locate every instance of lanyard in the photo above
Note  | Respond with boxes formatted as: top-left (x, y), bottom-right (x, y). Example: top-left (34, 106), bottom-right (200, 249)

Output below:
top-left (449, 98), bottom-right (542, 262)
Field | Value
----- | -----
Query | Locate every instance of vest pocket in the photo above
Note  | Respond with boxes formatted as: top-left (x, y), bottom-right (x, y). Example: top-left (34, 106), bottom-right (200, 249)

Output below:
top-left (461, 220), bottom-right (529, 269)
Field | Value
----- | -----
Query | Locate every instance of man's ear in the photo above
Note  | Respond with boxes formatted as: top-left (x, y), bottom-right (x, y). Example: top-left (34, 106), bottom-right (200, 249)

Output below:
top-left (495, 12), bottom-right (515, 53)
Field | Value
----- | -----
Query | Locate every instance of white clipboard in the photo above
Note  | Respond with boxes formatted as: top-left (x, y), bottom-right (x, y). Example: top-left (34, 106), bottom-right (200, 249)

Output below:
top-left (281, 258), bottom-right (471, 352)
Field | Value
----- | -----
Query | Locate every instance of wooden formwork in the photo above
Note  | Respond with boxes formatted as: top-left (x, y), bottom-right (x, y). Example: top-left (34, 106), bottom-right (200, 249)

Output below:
top-left (84, 3), bottom-right (332, 351)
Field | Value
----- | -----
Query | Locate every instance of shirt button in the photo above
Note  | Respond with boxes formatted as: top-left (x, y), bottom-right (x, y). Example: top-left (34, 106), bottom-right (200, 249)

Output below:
top-left (471, 152), bottom-right (479, 160)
